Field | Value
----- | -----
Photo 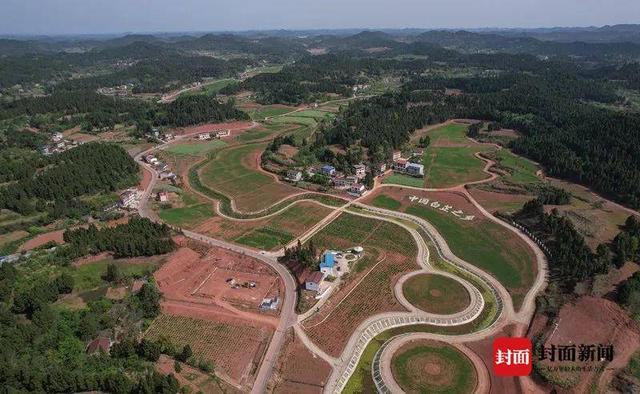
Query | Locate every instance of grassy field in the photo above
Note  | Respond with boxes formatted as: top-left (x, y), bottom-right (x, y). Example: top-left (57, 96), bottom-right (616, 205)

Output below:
top-left (422, 123), bottom-right (495, 188)
top-left (392, 341), bottom-right (476, 393)
top-left (199, 143), bottom-right (298, 212)
top-left (371, 195), bottom-right (402, 210)
top-left (159, 203), bottom-right (215, 229)
top-left (67, 258), bottom-right (161, 291)
top-left (232, 201), bottom-right (332, 250)
top-left (405, 204), bottom-right (532, 308)
top-left (184, 78), bottom-right (237, 97)
top-left (366, 189), bottom-right (535, 309)
top-left (247, 105), bottom-right (296, 120)
top-left (493, 149), bottom-right (540, 184)
top-left (163, 140), bottom-right (227, 156)
top-left (382, 173), bottom-right (425, 188)
top-left (235, 226), bottom-right (294, 250)
top-left (403, 274), bottom-right (470, 314)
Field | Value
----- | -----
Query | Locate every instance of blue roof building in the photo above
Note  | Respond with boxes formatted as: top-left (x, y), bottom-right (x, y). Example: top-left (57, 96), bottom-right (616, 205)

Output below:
top-left (320, 251), bottom-right (336, 270)
top-left (320, 165), bottom-right (336, 175)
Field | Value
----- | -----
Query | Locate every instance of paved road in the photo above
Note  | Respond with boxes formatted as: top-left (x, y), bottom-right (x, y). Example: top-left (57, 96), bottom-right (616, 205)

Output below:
top-left (134, 118), bottom-right (550, 393)
top-left (135, 141), bottom-right (298, 394)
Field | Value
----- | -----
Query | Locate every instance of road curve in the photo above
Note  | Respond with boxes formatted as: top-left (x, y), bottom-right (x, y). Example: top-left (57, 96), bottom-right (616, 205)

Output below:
top-left (135, 145), bottom-right (298, 394)
top-left (376, 334), bottom-right (490, 394)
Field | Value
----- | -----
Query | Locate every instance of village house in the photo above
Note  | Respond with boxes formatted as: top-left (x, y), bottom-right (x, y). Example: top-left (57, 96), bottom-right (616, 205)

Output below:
top-left (376, 163), bottom-right (387, 174)
top-left (348, 183), bottom-right (366, 196)
top-left (52, 132), bottom-right (64, 142)
top-left (390, 150), bottom-right (402, 161)
top-left (333, 175), bottom-right (357, 189)
top-left (198, 133), bottom-right (211, 140)
top-left (86, 337), bottom-right (112, 355)
top-left (393, 158), bottom-right (408, 171)
top-left (405, 162), bottom-right (425, 177)
top-left (157, 191), bottom-right (169, 202)
top-left (159, 171), bottom-right (176, 180)
top-left (119, 190), bottom-right (137, 208)
top-left (305, 271), bottom-right (324, 292)
top-left (320, 165), bottom-right (336, 176)
top-left (353, 164), bottom-right (366, 178)
top-left (286, 169), bottom-right (303, 182)
top-left (216, 129), bottom-right (230, 137)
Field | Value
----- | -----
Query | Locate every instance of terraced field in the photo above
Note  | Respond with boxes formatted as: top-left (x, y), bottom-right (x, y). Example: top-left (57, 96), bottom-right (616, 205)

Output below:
top-left (199, 143), bottom-right (299, 212)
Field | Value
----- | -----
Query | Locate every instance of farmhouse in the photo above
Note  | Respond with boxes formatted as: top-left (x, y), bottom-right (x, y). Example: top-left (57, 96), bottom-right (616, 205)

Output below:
top-left (333, 175), bottom-right (357, 189)
top-left (119, 190), bottom-right (137, 208)
top-left (393, 158), bottom-right (408, 171)
top-left (305, 271), bottom-right (324, 292)
top-left (353, 164), bottom-right (366, 178)
top-left (320, 165), bottom-right (336, 176)
top-left (259, 297), bottom-right (280, 311)
top-left (320, 251), bottom-right (337, 276)
top-left (405, 163), bottom-right (425, 177)
top-left (86, 337), bottom-right (111, 355)
top-left (348, 183), bottom-right (366, 196)
top-left (159, 171), bottom-right (176, 180)
top-left (286, 169), bottom-right (303, 182)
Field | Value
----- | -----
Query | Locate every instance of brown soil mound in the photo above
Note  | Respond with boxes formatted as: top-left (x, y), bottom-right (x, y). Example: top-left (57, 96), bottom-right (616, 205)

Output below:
top-left (19, 230), bottom-right (65, 251)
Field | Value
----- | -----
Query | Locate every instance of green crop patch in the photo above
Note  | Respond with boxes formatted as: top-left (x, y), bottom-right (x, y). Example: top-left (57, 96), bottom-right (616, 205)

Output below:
top-left (403, 273), bottom-right (470, 314)
top-left (164, 140), bottom-right (227, 156)
top-left (392, 341), bottom-right (476, 394)
top-left (235, 226), bottom-right (294, 250)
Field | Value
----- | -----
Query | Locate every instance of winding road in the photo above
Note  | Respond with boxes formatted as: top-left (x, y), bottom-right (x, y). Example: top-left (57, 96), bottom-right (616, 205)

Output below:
top-left (134, 118), bottom-right (549, 394)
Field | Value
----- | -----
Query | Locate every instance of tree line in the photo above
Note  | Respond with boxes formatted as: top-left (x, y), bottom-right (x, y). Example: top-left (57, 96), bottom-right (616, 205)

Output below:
top-left (63, 217), bottom-right (176, 259)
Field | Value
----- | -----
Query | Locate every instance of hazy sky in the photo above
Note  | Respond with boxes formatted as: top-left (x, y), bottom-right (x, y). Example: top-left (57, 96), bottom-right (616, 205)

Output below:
top-left (2, 0), bottom-right (640, 36)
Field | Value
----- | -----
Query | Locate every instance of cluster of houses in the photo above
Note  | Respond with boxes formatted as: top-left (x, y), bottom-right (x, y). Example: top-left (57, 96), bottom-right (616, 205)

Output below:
top-left (41, 132), bottom-right (84, 155)
top-left (391, 150), bottom-right (425, 177)
top-left (97, 83), bottom-right (134, 97)
top-left (286, 163), bottom-right (372, 197)
top-left (143, 154), bottom-right (177, 183)
top-left (196, 129), bottom-right (230, 141)
top-left (145, 128), bottom-right (175, 142)
top-left (304, 247), bottom-right (363, 297)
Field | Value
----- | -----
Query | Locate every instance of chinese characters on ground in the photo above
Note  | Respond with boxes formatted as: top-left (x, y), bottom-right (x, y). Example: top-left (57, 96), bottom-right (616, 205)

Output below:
top-left (407, 195), bottom-right (475, 221)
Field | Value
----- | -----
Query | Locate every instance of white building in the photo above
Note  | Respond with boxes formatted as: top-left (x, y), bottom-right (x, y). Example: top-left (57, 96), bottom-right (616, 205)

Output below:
top-left (286, 170), bottom-right (303, 182)
top-left (353, 164), bottom-right (366, 179)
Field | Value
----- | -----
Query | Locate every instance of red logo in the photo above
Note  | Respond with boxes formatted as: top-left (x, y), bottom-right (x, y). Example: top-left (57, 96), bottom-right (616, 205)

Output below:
top-left (493, 337), bottom-right (533, 376)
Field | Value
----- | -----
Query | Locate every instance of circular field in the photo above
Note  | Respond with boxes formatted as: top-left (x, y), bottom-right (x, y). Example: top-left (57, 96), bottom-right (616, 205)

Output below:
top-left (391, 340), bottom-right (477, 394)
top-left (402, 273), bottom-right (470, 314)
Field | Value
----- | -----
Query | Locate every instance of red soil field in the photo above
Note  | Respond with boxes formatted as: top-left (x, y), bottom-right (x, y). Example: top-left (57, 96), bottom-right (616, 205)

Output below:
top-left (533, 296), bottom-right (640, 393)
top-left (139, 166), bottom-right (152, 191)
top-left (271, 329), bottom-right (332, 393)
top-left (18, 230), bottom-right (65, 251)
top-left (154, 246), bottom-right (282, 328)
